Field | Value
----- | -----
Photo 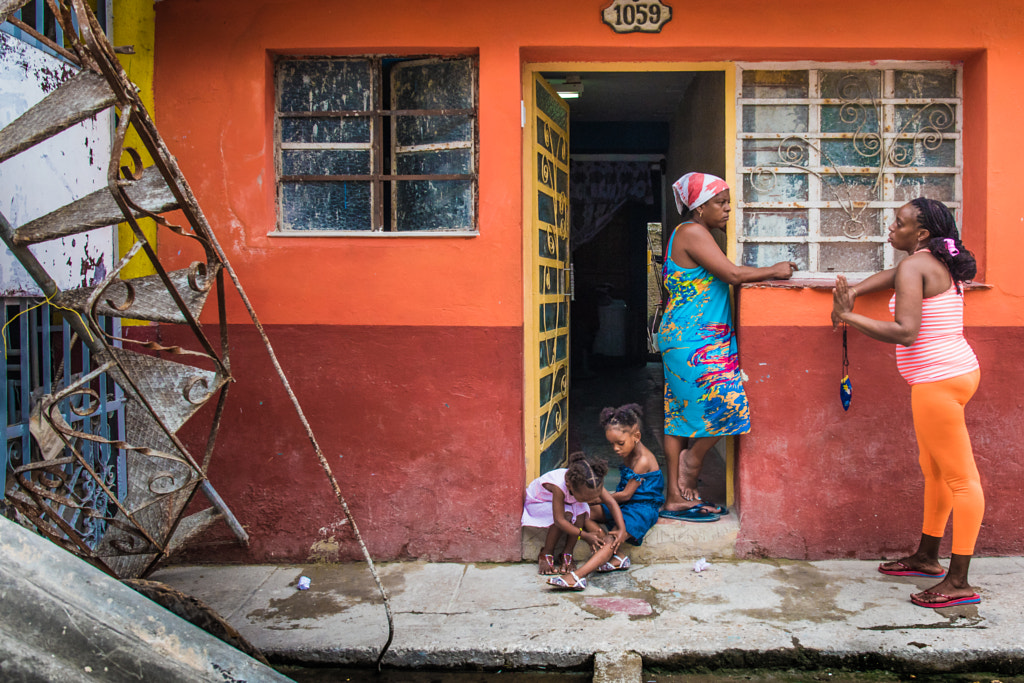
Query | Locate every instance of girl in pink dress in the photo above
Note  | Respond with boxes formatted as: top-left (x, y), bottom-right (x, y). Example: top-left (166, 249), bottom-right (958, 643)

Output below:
top-left (522, 451), bottom-right (626, 590)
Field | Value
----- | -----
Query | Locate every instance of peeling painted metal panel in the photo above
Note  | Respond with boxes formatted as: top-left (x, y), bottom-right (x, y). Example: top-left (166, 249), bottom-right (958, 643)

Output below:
top-left (0, 30), bottom-right (113, 295)
top-left (0, 2), bottom-right (249, 579)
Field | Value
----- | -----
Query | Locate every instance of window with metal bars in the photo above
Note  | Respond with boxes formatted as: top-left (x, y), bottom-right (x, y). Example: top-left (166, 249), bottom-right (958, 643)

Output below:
top-left (1, 0), bottom-right (111, 61)
top-left (736, 63), bottom-right (962, 278)
top-left (273, 55), bottom-right (478, 234)
top-left (2, 300), bottom-right (126, 547)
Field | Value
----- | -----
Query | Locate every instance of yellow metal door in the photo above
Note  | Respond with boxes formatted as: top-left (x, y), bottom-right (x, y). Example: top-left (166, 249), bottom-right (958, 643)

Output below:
top-left (525, 74), bottom-right (571, 478)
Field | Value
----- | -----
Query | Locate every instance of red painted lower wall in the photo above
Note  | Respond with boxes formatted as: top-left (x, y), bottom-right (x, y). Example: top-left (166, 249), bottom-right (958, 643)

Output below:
top-left (129, 319), bottom-right (1020, 564)
top-left (737, 325), bottom-right (1024, 559)
top-left (140, 324), bottom-right (525, 564)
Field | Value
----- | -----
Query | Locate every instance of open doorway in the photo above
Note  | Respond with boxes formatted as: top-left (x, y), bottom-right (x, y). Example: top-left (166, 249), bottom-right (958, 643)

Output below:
top-left (543, 69), bottom-right (731, 507)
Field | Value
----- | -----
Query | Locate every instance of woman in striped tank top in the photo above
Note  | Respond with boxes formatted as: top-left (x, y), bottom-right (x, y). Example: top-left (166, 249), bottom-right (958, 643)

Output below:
top-left (832, 198), bottom-right (982, 610)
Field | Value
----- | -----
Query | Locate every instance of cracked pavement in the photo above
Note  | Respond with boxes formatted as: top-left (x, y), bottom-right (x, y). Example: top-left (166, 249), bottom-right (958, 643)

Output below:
top-left (152, 557), bottom-right (1024, 673)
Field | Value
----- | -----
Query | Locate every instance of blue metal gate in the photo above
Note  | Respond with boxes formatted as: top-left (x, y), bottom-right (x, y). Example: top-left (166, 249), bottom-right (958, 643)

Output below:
top-left (2, 298), bottom-right (126, 549)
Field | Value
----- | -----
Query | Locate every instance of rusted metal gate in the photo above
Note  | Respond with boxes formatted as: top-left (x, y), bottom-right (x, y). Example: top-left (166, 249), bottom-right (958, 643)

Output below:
top-left (0, 0), bottom-right (246, 579)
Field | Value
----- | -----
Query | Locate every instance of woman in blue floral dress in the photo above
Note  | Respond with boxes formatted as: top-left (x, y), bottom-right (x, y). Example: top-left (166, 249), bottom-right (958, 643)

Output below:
top-left (658, 172), bottom-right (797, 519)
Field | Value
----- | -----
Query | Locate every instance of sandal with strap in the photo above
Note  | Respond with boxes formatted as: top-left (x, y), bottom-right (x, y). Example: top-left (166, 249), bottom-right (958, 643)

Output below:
top-left (537, 553), bottom-right (557, 575)
top-left (693, 500), bottom-right (728, 515)
top-left (596, 554), bottom-right (631, 573)
top-left (878, 560), bottom-right (946, 578)
top-left (659, 506), bottom-right (720, 523)
top-left (910, 590), bottom-right (980, 609)
top-left (559, 553), bottom-right (577, 573)
top-left (547, 571), bottom-right (587, 591)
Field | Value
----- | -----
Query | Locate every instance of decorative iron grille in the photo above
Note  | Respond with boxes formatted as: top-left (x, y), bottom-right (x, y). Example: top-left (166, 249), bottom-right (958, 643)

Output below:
top-left (2, 299), bottom-right (126, 550)
top-left (736, 64), bottom-right (962, 277)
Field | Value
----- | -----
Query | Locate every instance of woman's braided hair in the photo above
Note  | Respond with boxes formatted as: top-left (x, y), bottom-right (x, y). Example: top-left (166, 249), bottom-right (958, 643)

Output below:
top-left (598, 403), bottom-right (644, 433)
top-left (564, 450), bottom-right (607, 492)
top-left (910, 198), bottom-right (977, 293)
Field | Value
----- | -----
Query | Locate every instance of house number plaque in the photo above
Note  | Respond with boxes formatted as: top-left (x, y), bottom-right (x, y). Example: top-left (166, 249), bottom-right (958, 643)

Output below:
top-left (602, 0), bottom-right (672, 33)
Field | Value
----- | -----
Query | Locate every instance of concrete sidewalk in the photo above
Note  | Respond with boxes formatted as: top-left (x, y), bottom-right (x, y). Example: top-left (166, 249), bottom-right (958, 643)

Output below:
top-left (151, 556), bottom-right (1024, 675)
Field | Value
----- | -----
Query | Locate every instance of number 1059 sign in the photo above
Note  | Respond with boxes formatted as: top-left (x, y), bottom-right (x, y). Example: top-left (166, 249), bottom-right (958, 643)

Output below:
top-left (602, 0), bottom-right (672, 33)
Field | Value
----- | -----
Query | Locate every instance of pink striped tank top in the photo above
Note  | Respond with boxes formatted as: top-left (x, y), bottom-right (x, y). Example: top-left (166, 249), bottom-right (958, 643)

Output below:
top-left (888, 284), bottom-right (978, 385)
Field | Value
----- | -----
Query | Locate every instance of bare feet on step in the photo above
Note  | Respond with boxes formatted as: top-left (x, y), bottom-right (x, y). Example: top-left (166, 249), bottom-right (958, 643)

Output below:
top-left (679, 447), bottom-right (703, 501)
top-left (662, 497), bottom-right (691, 512)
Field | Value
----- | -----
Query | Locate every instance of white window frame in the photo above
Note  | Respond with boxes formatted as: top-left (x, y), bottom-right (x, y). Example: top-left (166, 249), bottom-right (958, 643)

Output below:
top-left (735, 61), bottom-right (963, 279)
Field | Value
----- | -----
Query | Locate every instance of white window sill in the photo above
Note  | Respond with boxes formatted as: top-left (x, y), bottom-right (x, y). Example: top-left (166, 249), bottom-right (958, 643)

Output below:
top-left (739, 279), bottom-right (991, 290)
top-left (267, 230), bottom-right (480, 238)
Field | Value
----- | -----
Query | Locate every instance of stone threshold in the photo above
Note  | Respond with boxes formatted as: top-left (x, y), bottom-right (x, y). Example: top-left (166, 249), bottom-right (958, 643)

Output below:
top-left (522, 511), bottom-right (738, 565)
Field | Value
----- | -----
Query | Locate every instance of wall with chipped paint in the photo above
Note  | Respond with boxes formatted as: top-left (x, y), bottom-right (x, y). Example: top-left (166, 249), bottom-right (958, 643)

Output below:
top-left (0, 31), bottom-right (113, 295)
top-left (153, 0), bottom-right (1024, 562)
top-left (169, 323), bottom-right (525, 563)
top-left (113, 0), bottom-right (159, 287)
top-left (736, 322), bottom-right (1024, 559)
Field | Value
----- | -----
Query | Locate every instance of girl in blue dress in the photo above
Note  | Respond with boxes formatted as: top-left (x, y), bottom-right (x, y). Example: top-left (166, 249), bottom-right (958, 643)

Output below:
top-left (590, 404), bottom-right (665, 570)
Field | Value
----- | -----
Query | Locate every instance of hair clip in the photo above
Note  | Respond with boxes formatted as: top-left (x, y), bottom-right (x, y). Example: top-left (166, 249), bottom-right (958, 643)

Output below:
top-left (944, 237), bottom-right (959, 256)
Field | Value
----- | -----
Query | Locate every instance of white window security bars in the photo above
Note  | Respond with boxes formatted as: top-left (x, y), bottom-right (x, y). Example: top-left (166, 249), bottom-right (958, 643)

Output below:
top-left (273, 55), bottom-right (479, 235)
top-left (736, 63), bottom-right (962, 279)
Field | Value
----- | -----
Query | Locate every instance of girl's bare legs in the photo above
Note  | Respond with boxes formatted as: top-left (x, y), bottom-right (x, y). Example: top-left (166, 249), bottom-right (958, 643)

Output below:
top-left (567, 544), bottom-right (615, 580)
top-left (538, 521), bottom-right (567, 575)
top-left (550, 539), bottom-right (623, 587)
top-left (548, 507), bottom-right (630, 587)
top-left (560, 512), bottom-right (583, 573)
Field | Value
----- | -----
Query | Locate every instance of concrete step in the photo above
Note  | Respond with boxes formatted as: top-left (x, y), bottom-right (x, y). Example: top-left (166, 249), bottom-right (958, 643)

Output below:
top-left (522, 511), bottom-right (738, 565)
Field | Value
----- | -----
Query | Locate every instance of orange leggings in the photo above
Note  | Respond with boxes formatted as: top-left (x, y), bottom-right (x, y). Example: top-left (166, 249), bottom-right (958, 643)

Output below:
top-left (911, 369), bottom-right (983, 556)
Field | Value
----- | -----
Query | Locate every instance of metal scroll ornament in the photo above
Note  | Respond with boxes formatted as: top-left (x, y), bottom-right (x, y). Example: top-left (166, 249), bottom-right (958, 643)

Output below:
top-left (751, 73), bottom-right (956, 239)
top-left (602, 0), bottom-right (672, 33)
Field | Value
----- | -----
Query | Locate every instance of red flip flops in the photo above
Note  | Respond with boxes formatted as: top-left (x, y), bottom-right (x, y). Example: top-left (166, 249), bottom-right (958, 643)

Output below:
top-left (877, 561), bottom-right (946, 578)
top-left (910, 590), bottom-right (981, 608)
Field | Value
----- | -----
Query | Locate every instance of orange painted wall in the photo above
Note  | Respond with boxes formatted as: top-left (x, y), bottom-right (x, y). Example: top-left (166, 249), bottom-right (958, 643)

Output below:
top-left (156, 0), bottom-right (1024, 331)
top-left (153, 0), bottom-right (1024, 562)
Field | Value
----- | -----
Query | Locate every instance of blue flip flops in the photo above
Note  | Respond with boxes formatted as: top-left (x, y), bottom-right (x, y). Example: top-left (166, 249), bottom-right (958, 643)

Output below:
top-left (694, 500), bottom-right (728, 515)
top-left (659, 505), bottom-right (721, 523)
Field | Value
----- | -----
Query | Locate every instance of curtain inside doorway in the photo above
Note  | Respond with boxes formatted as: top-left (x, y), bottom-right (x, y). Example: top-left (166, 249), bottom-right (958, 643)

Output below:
top-left (569, 160), bottom-right (655, 252)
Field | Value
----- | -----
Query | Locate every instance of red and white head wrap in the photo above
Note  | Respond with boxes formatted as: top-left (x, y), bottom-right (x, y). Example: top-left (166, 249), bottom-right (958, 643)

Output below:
top-left (672, 172), bottom-right (730, 214)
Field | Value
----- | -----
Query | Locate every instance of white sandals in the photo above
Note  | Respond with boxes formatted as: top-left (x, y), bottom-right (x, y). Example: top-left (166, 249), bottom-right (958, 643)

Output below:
top-left (596, 554), bottom-right (631, 573)
top-left (546, 571), bottom-right (587, 591)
